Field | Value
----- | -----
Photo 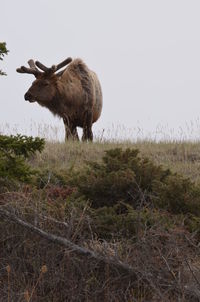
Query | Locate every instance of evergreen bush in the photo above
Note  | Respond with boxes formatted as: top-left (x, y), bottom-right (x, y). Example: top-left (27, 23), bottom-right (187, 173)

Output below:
top-left (76, 148), bottom-right (200, 216)
top-left (0, 134), bottom-right (45, 182)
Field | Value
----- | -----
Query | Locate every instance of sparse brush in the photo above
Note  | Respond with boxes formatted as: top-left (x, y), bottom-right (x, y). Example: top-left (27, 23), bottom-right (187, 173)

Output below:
top-left (27, 265), bottom-right (48, 302)
top-left (76, 147), bottom-right (200, 216)
top-left (1, 130), bottom-right (200, 301)
top-left (6, 265), bottom-right (11, 302)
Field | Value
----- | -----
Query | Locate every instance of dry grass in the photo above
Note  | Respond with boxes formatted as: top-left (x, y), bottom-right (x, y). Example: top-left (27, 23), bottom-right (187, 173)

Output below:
top-left (32, 140), bottom-right (200, 183)
top-left (1, 120), bottom-right (200, 182)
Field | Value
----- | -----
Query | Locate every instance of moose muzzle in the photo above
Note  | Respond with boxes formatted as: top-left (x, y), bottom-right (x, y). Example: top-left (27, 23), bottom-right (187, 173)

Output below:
top-left (24, 92), bottom-right (35, 102)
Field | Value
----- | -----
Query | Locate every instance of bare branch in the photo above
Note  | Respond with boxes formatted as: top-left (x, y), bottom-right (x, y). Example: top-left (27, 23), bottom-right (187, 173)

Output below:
top-left (39, 214), bottom-right (69, 228)
top-left (0, 208), bottom-right (137, 277)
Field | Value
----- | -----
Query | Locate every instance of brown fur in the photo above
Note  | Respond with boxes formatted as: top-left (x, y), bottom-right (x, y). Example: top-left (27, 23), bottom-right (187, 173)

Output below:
top-left (20, 59), bottom-right (103, 141)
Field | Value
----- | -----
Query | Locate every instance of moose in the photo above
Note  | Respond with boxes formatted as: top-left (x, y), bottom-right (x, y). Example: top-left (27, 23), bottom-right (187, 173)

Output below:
top-left (17, 57), bottom-right (103, 141)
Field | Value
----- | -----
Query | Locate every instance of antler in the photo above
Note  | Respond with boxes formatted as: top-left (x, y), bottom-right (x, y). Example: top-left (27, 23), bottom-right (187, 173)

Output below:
top-left (16, 57), bottom-right (72, 77)
top-left (35, 57), bottom-right (72, 74)
top-left (35, 61), bottom-right (49, 73)
top-left (27, 59), bottom-right (40, 71)
top-left (16, 59), bottom-right (41, 77)
top-left (55, 57), bottom-right (73, 71)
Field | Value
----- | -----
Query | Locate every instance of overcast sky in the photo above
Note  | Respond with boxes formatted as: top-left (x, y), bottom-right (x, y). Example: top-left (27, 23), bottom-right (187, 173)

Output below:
top-left (1, 0), bottom-right (200, 141)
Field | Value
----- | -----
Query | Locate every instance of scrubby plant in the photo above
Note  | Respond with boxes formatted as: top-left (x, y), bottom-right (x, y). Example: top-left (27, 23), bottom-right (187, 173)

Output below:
top-left (0, 134), bottom-right (45, 182)
top-left (77, 148), bottom-right (168, 207)
top-left (89, 204), bottom-right (175, 239)
top-left (76, 148), bottom-right (200, 216)
top-left (152, 175), bottom-right (200, 215)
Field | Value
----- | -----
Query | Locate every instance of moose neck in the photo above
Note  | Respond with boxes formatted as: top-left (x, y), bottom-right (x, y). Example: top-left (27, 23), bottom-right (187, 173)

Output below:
top-left (37, 88), bottom-right (62, 117)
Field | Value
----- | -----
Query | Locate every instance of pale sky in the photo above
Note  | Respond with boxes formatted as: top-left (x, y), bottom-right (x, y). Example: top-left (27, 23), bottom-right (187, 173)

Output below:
top-left (1, 0), bottom-right (200, 141)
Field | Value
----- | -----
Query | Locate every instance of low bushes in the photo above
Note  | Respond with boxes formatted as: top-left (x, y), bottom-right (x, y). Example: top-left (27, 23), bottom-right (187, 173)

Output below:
top-left (76, 148), bottom-right (200, 216)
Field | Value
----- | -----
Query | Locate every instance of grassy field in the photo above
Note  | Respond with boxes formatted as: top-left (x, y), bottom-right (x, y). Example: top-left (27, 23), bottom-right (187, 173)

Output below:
top-left (1, 135), bottom-right (200, 301)
top-left (34, 140), bottom-right (200, 182)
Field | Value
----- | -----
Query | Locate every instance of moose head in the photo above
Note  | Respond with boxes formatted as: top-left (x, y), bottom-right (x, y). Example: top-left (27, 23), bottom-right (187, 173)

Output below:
top-left (16, 58), bottom-right (72, 103)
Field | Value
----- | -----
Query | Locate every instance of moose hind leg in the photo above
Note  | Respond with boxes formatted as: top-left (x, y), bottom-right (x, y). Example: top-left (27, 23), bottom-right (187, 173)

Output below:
top-left (82, 110), bottom-right (93, 141)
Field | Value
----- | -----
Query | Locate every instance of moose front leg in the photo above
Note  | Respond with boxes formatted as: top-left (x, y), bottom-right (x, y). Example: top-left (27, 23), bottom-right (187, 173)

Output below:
top-left (63, 117), bottom-right (79, 141)
top-left (82, 110), bottom-right (93, 141)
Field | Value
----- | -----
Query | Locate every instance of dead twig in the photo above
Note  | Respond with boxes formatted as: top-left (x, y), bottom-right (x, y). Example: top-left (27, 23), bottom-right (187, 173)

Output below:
top-left (185, 258), bottom-right (200, 289)
top-left (0, 207), bottom-right (138, 278)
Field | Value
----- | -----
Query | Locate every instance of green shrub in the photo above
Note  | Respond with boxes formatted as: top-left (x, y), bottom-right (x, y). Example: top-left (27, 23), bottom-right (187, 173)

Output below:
top-left (89, 204), bottom-right (174, 239)
top-left (0, 134), bottom-right (45, 182)
top-left (76, 148), bottom-right (200, 216)
top-left (77, 148), bottom-right (169, 207)
top-left (152, 175), bottom-right (200, 215)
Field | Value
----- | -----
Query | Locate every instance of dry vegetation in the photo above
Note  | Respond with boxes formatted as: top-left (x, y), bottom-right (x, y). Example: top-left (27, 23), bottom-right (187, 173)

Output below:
top-left (35, 140), bottom-right (200, 182)
top-left (1, 135), bottom-right (200, 301)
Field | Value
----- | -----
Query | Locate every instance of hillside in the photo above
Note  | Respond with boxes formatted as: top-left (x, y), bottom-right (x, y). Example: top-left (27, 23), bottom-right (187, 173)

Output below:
top-left (0, 139), bottom-right (200, 301)
top-left (35, 140), bottom-right (200, 182)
